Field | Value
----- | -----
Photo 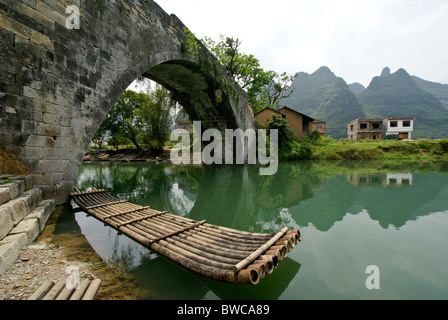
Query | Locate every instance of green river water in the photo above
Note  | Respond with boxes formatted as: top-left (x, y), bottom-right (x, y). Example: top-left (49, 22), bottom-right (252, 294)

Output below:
top-left (65, 160), bottom-right (448, 300)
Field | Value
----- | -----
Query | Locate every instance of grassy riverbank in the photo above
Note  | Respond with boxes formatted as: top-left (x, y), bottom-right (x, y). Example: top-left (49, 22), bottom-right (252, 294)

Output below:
top-left (282, 137), bottom-right (448, 162)
top-left (86, 137), bottom-right (448, 163)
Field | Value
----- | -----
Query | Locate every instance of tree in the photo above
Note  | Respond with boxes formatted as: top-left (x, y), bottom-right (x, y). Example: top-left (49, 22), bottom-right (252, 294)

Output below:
top-left (137, 84), bottom-right (177, 154)
top-left (262, 71), bottom-right (297, 110)
top-left (108, 90), bottom-right (148, 152)
top-left (268, 115), bottom-right (296, 147)
top-left (92, 119), bottom-right (110, 151)
top-left (203, 35), bottom-right (296, 113)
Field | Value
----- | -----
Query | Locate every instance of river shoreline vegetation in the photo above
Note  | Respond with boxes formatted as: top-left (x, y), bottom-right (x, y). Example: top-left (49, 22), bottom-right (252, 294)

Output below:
top-left (275, 131), bottom-right (448, 162)
top-left (87, 132), bottom-right (448, 164)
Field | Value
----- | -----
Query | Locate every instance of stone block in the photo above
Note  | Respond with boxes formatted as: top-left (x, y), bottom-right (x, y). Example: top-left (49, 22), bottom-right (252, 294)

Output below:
top-left (43, 112), bottom-right (61, 125)
top-left (1, 179), bottom-right (26, 200)
top-left (16, 187), bottom-right (43, 213)
top-left (36, 122), bottom-right (61, 137)
top-left (0, 12), bottom-right (31, 39)
top-left (25, 199), bottom-right (55, 232)
top-left (36, 1), bottom-right (66, 26)
top-left (3, 197), bottom-right (28, 225)
top-left (0, 187), bottom-right (11, 206)
top-left (0, 233), bottom-right (28, 275)
top-left (21, 146), bottom-right (43, 160)
top-left (0, 205), bottom-right (14, 240)
top-left (8, 0), bottom-right (54, 30)
top-left (30, 30), bottom-right (53, 51)
top-left (10, 218), bottom-right (40, 243)
top-left (39, 160), bottom-right (69, 174)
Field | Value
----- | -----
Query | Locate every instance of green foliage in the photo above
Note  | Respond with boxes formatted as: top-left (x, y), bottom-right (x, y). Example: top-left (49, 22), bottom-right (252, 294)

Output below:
top-left (105, 90), bottom-right (146, 152)
top-left (439, 139), bottom-right (448, 153)
top-left (108, 136), bottom-right (131, 151)
top-left (137, 84), bottom-right (176, 154)
top-left (202, 35), bottom-right (295, 113)
top-left (93, 85), bottom-right (176, 155)
top-left (267, 115), bottom-right (296, 146)
top-left (181, 27), bottom-right (201, 56)
top-left (307, 130), bottom-right (323, 143)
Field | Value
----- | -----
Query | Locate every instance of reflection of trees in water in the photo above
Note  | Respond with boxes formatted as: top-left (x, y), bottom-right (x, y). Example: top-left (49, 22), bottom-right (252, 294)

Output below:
top-left (76, 160), bottom-right (448, 249)
top-left (75, 162), bottom-right (203, 216)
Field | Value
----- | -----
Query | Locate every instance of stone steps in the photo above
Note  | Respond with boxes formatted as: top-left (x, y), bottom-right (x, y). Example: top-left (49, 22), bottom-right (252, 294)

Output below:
top-left (0, 175), bottom-right (55, 275)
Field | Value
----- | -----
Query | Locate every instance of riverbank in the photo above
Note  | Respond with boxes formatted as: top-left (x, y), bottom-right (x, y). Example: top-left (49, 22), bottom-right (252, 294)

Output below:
top-left (0, 205), bottom-right (148, 300)
top-left (309, 138), bottom-right (448, 161)
top-left (85, 139), bottom-right (448, 163)
top-left (83, 147), bottom-right (171, 162)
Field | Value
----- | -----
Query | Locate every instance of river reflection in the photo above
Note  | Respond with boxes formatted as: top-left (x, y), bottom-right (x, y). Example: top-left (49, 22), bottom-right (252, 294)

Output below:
top-left (72, 160), bottom-right (448, 300)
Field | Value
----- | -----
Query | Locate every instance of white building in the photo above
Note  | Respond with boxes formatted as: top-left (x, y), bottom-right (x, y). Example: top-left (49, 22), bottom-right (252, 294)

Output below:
top-left (384, 117), bottom-right (414, 140)
top-left (347, 116), bottom-right (414, 141)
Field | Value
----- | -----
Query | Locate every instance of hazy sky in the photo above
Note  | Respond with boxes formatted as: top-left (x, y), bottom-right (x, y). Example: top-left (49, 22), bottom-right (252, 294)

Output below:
top-left (154, 0), bottom-right (448, 87)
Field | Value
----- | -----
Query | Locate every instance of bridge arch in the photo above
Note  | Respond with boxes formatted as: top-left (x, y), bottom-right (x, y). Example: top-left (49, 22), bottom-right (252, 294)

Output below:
top-left (0, 0), bottom-right (254, 203)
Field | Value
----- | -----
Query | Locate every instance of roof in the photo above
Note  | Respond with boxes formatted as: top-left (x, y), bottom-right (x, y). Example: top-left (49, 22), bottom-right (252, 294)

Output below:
top-left (254, 106), bottom-right (326, 123)
top-left (277, 106), bottom-right (321, 122)
top-left (253, 107), bottom-right (285, 117)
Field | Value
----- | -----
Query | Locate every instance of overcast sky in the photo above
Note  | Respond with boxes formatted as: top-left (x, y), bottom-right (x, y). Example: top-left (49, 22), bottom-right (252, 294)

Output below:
top-left (154, 0), bottom-right (448, 87)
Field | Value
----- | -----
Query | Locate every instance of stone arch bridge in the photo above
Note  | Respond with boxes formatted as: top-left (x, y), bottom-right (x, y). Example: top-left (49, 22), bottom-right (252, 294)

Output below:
top-left (0, 0), bottom-right (255, 203)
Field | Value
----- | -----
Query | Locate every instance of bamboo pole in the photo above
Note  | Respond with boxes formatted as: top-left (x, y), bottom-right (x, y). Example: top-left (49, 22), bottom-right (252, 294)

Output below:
top-left (233, 227), bottom-right (288, 273)
top-left (69, 279), bottom-right (91, 300)
top-left (82, 279), bottom-right (102, 300)
top-left (41, 280), bottom-right (66, 300)
top-left (28, 280), bottom-right (54, 300)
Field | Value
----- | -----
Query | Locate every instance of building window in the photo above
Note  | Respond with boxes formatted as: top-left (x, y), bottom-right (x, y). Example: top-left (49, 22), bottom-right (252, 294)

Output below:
top-left (403, 120), bottom-right (411, 127)
top-left (372, 123), bottom-right (380, 129)
top-left (350, 124), bottom-right (354, 131)
top-left (315, 124), bottom-right (323, 130)
top-left (360, 123), bottom-right (368, 130)
top-left (390, 121), bottom-right (398, 128)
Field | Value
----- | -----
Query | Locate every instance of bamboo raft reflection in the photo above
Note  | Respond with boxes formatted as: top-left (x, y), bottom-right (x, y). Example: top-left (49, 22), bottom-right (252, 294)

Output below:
top-left (71, 188), bottom-right (301, 285)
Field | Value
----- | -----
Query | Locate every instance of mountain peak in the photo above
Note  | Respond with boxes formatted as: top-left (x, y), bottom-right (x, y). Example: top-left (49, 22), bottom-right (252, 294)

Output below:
top-left (314, 66), bottom-right (334, 76)
top-left (367, 67), bottom-right (415, 90)
top-left (394, 68), bottom-right (410, 77)
top-left (381, 67), bottom-right (391, 77)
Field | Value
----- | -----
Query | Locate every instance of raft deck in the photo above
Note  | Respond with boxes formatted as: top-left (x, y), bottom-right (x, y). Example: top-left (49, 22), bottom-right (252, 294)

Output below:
top-left (71, 188), bottom-right (301, 285)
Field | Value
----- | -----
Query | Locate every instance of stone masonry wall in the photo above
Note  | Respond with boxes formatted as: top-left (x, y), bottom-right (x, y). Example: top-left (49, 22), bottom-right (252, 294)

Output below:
top-left (0, 0), bottom-right (254, 204)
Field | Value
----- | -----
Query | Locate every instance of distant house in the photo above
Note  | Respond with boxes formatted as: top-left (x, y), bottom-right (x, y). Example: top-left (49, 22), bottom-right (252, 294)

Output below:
top-left (347, 116), bottom-right (414, 141)
top-left (254, 107), bottom-right (326, 139)
top-left (176, 120), bottom-right (192, 133)
top-left (171, 111), bottom-right (193, 142)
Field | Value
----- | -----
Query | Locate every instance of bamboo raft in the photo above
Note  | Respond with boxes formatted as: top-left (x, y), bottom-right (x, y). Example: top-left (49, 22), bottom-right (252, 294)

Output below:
top-left (70, 188), bottom-right (301, 285)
